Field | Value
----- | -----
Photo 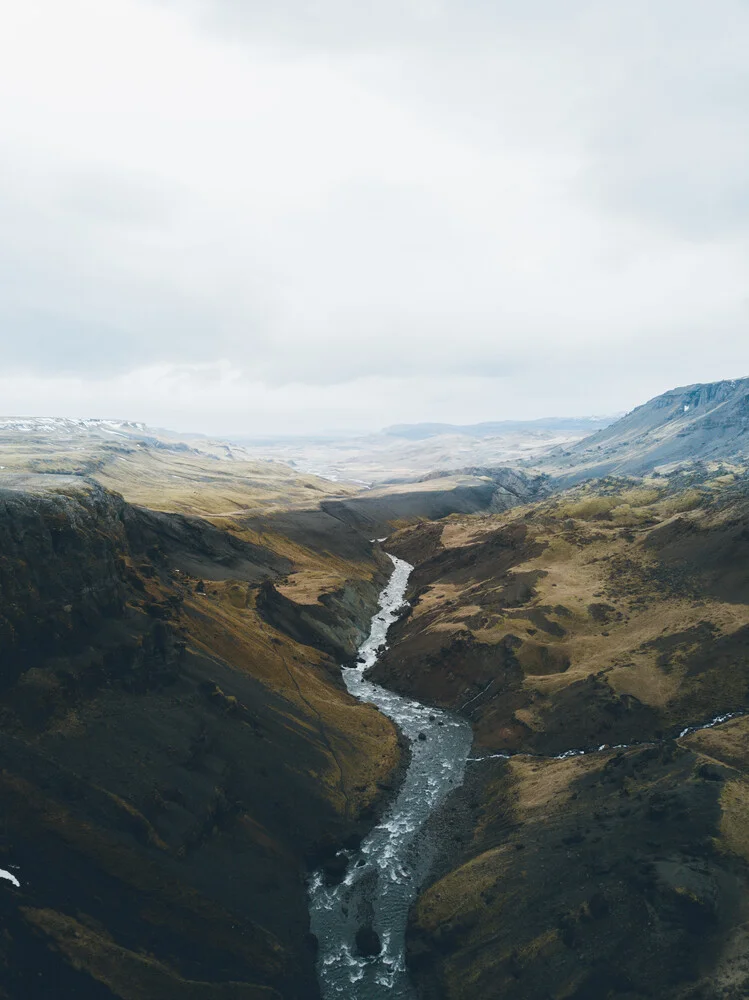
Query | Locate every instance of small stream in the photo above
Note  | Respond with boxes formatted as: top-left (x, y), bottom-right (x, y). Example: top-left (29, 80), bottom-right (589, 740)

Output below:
top-left (308, 555), bottom-right (473, 998)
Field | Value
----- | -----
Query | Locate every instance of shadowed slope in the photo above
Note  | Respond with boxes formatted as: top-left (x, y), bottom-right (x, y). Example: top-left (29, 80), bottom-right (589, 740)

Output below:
top-left (0, 477), bottom-right (400, 999)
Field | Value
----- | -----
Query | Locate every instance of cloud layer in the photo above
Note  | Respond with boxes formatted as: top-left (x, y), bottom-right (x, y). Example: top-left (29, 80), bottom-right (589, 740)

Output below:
top-left (1, 0), bottom-right (747, 434)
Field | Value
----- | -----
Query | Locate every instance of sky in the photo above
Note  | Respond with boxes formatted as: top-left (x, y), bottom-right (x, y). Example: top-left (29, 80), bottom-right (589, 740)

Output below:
top-left (1, 0), bottom-right (747, 436)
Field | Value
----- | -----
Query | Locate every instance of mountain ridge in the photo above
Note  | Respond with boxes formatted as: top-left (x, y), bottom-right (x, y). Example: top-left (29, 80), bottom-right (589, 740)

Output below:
top-left (543, 376), bottom-right (749, 482)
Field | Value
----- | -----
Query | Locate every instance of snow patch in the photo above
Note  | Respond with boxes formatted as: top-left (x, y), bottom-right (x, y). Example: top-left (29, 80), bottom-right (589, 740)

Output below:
top-left (0, 868), bottom-right (20, 888)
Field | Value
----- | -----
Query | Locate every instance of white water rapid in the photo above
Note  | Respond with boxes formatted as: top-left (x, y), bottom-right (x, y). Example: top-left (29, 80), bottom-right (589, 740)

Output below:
top-left (308, 554), bottom-right (473, 998)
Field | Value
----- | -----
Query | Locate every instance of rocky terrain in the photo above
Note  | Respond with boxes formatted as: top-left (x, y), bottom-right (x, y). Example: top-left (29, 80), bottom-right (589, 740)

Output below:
top-left (0, 474), bottom-right (402, 998)
top-left (541, 378), bottom-right (749, 482)
top-left (370, 466), bottom-right (749, 998)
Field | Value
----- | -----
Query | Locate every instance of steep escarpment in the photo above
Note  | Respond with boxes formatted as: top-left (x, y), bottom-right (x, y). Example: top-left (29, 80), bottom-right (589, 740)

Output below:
top-left (255, 574), bottom-right (387, 663)
top-left (0, 481), bottom-right (130, 685)
top-left (370, 471), bottom-right (749, 998)
top-left (318, 467), bottom-right (546, 536)
top-left (0, 477), bottom-right (400, 999)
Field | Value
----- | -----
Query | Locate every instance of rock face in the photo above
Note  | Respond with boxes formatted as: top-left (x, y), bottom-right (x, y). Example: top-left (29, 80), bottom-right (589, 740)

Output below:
top-left (319, 470), bottom-right (543, 536)
top-left (255, 575), bottom-right (388, 663)
top-left (420, 466), bottom-right (550, 513)
top-left (0, 477), bottom-right (401, 999)
top-left (371, 471), bottom-right (749, 999)
top-left (546, 377), bottom-right (749, 481)
top-left (0, 481), bottom-right (129, 687)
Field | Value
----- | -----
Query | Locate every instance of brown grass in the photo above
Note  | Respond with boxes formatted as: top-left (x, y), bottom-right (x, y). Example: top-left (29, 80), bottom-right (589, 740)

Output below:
top-left (508, 754), bottom-right (608, 820)
top-left (428, 481), bottom-right (749, 719)
top-left (182, 584), bottom-right (399, 818)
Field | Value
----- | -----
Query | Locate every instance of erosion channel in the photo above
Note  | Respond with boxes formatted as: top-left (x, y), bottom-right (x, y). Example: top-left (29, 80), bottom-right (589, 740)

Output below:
top-left (308, 554), bottom-right (473, 998)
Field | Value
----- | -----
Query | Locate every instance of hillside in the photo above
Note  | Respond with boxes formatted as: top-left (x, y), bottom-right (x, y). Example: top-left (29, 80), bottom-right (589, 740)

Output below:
top-left (0, 417), bottom-right (359, 516)
top-left (0, 475), bottom-right (401, 998)
top-left (371, 469), bottom-right (749, 998)
top-left (542, 378), bottom-right (749, 482)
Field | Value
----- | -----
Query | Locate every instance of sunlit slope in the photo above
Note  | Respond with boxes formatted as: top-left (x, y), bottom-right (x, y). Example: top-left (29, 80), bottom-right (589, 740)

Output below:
top-left (0, 417), bottom-right (358, 515)
top-left (374, 468), bottom-right (749, 751)
top-left (370, 469), bottom-right (749, 999)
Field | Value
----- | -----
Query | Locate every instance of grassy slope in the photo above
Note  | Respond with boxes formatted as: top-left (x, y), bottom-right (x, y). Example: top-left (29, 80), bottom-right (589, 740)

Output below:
top-left (375, 468), bottom-right (749, 752)
top-left (371, 469), bottom-right (749, 999)
top-left (0, 430), bottom-right (359, 517)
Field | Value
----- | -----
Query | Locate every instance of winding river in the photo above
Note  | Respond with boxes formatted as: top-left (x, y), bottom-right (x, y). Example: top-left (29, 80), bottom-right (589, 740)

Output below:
top-left (308, 554), bottom-right (747, 998)
top-left (308, 555), bottom-right (473, 998)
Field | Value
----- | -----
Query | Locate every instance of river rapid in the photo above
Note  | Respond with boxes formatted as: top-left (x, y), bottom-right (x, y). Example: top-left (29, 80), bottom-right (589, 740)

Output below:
top-left (308, 555), bottom-right (473, 999)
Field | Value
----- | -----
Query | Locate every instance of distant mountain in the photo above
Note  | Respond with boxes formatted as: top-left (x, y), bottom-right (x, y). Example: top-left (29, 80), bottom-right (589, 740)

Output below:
top-left (547, 377), bottom-right (749, 481)
top-left (0, 416), bottom-right (360, 515)
top-left (383, 417), bottom-right (616, 441)
top-left (231, 418), bottom-right (617, 484)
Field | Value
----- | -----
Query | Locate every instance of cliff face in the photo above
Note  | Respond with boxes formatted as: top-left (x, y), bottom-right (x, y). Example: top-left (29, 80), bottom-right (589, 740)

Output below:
top-left (0, 477), bottom-right (400, 1000)
top-left (255, 575), bottom-right (387, 662)
top-left (0, 482), bottom-right (128, 682)
top-left (370, 472), bottom-right (749, 999)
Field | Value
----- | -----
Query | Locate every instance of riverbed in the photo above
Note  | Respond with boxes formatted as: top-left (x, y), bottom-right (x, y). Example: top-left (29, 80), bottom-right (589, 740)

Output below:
top-left (308, 554), bottom-right (473, 998)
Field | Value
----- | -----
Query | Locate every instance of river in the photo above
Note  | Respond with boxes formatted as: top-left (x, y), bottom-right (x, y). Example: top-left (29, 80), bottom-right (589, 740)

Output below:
top-left (307, 552), bottom-right (747, 998)
top-left (308, 554), bottom-right (473, 999)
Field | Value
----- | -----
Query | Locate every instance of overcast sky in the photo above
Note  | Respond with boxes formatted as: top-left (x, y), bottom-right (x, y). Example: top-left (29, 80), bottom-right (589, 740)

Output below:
top-left (1, 0), bottom-right (747, 435)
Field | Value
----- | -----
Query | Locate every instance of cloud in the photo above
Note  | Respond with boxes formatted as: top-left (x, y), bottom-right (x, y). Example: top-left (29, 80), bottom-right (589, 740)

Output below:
top-left (0, 0), bottom-right (747, 432)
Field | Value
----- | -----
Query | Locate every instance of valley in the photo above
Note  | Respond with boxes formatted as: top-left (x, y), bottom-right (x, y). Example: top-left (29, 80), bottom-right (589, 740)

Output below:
top-left (2, 378), bottom-right (749, 999)
top-left (372, 465), bottom-right (749, 998)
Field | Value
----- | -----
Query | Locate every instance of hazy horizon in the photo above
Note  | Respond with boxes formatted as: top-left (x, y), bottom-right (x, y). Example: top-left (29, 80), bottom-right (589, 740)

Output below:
top-left (0, 408), bottom-right (622, 441)
top-left (2, 1), bottom-right (748, 435)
